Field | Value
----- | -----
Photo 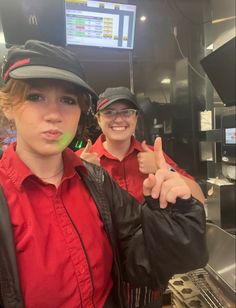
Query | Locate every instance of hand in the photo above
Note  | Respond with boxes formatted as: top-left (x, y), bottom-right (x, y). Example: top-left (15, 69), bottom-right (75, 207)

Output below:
top-left (80, 139), bottom-right (101, 166)
top-left (137, 141), bottom-right (157, 174)
top-left (143, 137), bottom-right (191, 208)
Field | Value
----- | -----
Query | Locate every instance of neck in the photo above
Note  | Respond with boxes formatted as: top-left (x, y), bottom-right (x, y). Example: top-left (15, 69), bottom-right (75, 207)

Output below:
top-left (103, 137), bottom-right (131, 161)
top-left (16, 146), bottom-right (64, 187)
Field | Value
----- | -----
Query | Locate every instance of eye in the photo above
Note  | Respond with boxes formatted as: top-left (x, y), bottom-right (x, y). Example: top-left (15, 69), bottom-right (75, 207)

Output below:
top-left (122, 109), bottom-right (131, 116)
top-left (122, 109), bottom-right (137, 116)
top-left (26, 93), bottom-right (44, 102)
top-left (60, 96), bottom-right (78, 105)
top-left (102, 110), bottom-right (115, 116)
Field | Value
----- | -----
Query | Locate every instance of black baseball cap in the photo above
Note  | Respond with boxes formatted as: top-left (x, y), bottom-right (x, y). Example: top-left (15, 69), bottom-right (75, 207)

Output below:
top-left (96, 87), bottom-right (139, 111)
top-left (1, 40), bottom-right (98, 102)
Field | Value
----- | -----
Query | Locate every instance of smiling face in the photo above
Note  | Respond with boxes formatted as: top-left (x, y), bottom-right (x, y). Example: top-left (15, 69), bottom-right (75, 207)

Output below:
top-left (3, 79), bottom-right (86, 158)
top-left (96, 100), bottom-right (138, 143)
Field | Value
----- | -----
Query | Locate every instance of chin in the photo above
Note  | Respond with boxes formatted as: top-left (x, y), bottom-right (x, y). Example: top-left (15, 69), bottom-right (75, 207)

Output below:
top-left (35, 144), bottom-right (66, 156)
top-left (110, 134), bottom-right (131, 142)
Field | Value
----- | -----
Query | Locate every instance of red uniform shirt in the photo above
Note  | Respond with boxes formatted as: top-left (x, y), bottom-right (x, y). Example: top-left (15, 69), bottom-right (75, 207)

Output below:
top-left (77, 135), bottom-right (193, 203)
top-left (0, 144), bottom-right (113, 308)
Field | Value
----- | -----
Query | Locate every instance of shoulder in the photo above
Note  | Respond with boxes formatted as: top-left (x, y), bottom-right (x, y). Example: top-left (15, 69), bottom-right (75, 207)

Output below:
top-left (80, 159), bottom-right (106, 180)
top-left (80, 160), bottom-right (133, 198)
top-left (75, 148), bottom-right (84, 155)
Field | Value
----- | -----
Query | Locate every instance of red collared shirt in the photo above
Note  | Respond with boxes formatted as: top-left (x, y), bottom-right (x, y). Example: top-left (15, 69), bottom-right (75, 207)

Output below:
top-left (77, 135), bottom-right (193, 203)
top-left (0, 144), bottom-right (113, 308)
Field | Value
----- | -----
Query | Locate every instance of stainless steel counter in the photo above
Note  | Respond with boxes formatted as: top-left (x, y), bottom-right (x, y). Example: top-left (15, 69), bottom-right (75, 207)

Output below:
top-left (206, 223), bottom-right (236, 295)
top-left (168, 223), bottom-right (236, 307)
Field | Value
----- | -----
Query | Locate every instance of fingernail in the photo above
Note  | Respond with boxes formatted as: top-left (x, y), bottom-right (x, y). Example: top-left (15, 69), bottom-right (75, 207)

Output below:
top-left (152, 193), bottom-right (158, 199)
top-left (160, 202), bottom-right (167, 209)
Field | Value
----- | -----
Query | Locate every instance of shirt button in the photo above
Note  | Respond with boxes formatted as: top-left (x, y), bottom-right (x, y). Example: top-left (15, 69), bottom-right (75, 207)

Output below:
top-left (66, 227), bottom-right (72, 235)
top-left (79, 265), bottom-right (85, 274)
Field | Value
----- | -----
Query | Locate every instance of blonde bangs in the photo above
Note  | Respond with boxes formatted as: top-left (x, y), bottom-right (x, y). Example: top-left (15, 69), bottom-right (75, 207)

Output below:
top-left (0, 80), bottom-right (30, 109)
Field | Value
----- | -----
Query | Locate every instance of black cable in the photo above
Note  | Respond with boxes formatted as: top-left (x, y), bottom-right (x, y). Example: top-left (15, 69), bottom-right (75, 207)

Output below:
top-left (166, 0), bottom-right (212, 26)
top-left (163, 0), bottom-right (205, 81)
top-left (160, 84), bottom-right (169, 104)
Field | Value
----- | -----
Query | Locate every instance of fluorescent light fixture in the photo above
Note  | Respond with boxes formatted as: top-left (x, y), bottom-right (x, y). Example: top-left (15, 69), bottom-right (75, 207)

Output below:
top-left (161, 78), bottom-right (171, 84)
top-left (140, 16), bottom-right (147, 22)
top-left (206, 43), bottom-right (214, 50)
top-left (0, 32), bottom-right (5, 44)
top-left (212, 16), bottom-right (236, 24)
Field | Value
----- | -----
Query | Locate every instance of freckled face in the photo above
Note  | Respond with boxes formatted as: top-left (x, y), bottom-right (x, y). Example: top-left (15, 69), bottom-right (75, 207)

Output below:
top-left (97, 100), bottom-right (138, 142)
top-left (4, 80), bottom-right (83, 157)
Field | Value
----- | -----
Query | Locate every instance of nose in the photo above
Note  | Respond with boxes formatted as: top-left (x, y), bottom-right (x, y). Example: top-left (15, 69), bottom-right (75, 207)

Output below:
top-left (44, 99), bottom-right (62, 123)
top-left (113, 111), bottom-right (124, 121)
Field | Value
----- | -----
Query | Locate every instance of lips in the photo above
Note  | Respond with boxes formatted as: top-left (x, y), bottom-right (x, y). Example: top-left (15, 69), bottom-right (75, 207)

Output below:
top-left (110, 126), bottom-right (128, 131)
top-left (42, 129), bottom-right (62, 141)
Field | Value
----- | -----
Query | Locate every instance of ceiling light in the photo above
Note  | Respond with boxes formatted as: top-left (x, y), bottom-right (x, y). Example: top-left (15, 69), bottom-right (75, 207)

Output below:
top-left (161, 78), bottom-right (171, 84)
top-left (0, 32), bottom-right (5, 44)
top-left (140, 16), bottom-right (147, 22)
top-left (206, 44), bottom-right (214, 50)
top-left (212, 16), bottom-right (236, 24)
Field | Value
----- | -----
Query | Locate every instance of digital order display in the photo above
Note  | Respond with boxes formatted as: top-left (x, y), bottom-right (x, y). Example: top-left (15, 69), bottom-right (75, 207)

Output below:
top-left (225, 128), bottom-right (236, 145)
top-left (65, 0), bottom-right (136, 49)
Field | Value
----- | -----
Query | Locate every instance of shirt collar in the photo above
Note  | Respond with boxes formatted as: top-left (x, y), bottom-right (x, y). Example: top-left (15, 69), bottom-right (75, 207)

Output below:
top-left (92, 134), bottom-right (143, 160)
top-left (1, 143), bottom-right (85, 190)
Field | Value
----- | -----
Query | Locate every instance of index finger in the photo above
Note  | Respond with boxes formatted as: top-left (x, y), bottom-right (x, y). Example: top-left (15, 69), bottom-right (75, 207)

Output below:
top-left (154, 137), bottom-right (168, 170)
top-left (82, 139), bottom-right (92, 153)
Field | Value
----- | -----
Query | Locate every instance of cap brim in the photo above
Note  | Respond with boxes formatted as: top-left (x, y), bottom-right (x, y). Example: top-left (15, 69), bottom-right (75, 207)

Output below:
top-left (9, 66), bottom-right (98, 99)
top-left (99, 95), bottom-right (139, 110)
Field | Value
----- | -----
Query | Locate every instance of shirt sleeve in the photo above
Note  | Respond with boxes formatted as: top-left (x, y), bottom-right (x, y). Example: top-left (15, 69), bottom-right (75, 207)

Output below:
top-left (124, 196), bottom-right (208, 288)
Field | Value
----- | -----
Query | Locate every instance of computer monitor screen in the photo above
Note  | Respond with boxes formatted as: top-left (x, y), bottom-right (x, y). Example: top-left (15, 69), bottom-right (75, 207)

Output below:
top-left (221, 109), bottom-right (236, 164)
top-left (65, 0), bottom-right (136, 49)
top-left (200, 36), bottom-right (236, 107)
top-left (225, 128), bottom-right (236, 145)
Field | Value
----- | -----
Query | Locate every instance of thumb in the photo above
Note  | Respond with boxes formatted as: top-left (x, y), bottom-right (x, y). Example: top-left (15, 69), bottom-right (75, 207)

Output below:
top-left (141, 140), bottom-right (152, 152)
top-left (82, 139), bottom-right (92, 153)
top-left (154, 137), bottom-right (168, 170)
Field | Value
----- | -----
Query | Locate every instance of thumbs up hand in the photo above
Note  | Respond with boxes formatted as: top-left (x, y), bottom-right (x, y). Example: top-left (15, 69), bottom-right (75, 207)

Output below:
top-left (137, 141), bottom-right (157, 174)
top-left (143, 137), bottom-right (191, 208)
top-left (80, 139), bottom-right (101, 166)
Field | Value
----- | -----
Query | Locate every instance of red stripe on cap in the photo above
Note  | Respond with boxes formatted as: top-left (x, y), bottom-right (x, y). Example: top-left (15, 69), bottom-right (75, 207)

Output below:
top-left (97, 98), bottom-right (108, 111)
top-left (3, 58), bottom-right (31, 81)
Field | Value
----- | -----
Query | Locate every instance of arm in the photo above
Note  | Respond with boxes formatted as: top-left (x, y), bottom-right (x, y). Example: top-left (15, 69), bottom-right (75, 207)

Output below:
top-left (182, 176), bottom-right (205, 204)
top-left (104, 172), bottom-right (208, 288)
top-left (104, 138), bottom-right (208, 287)
top-left (137, 140), bottom-right (205, 204)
